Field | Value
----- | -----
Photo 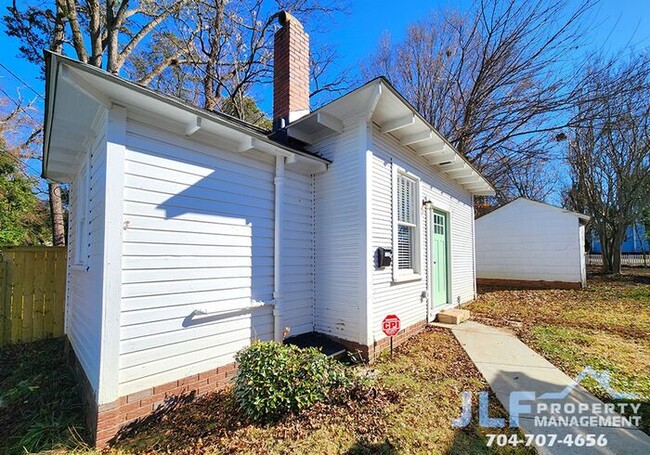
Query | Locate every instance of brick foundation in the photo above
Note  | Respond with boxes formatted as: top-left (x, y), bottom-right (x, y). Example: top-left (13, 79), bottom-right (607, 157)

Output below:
top-left (66, 340), bottom-right (235, 448)
top-left (331, 319), bottom-right (429, 362)
top-left (67, 319), bottom-right (429, 447)
top-left (477, 278), bottom-right (582, 290)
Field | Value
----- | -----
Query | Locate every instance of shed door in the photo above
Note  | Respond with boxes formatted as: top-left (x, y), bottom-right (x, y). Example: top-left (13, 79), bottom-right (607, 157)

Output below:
top-left (432, 210), bottom-right (449, 307)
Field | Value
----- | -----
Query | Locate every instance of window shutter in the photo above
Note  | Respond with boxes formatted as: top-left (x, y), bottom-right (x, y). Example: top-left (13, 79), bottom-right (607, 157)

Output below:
top-left (396, 173), bottom-right (417, 270)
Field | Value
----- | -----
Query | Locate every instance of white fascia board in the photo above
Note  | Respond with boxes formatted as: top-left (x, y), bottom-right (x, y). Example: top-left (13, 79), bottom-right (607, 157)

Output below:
top-left (251, 138), bottom-right (296, 163)
top-left (50, 53), bottom-right (328, 168)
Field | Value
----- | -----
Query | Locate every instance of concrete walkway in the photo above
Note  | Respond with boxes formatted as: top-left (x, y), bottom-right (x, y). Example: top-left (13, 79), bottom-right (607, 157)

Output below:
top-left (449, 321), bottom-right (650, 455)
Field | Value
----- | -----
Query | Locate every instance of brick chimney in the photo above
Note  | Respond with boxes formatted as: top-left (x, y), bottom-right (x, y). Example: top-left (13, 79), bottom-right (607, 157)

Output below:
top-left (273, 11), bottom-right (310, 129)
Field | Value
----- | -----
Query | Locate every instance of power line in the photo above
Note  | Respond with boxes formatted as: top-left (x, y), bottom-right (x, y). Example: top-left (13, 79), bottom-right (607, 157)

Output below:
top-left (0, 89), bottom-right (43, 177)
top-left (0, 63), bottom-right (44, 100)
top-left (1, 149), bottom-right (42, 176)
top-left (0, 87), bottom-right (40, 123)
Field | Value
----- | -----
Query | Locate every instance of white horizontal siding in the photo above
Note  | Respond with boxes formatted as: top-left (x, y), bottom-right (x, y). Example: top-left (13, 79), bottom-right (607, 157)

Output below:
top-left (118, 119), bottom-right (314, 396)
top-left (312, 123), bottom-right (362, 342)
top-left (370, 125), bottom-right (476, 342)
top-left (66, 131), bottom-right (107, 396)
top-left (475, 200), bottom-right (582, 282)
top-left (281, 170), bottom-right (315, 335)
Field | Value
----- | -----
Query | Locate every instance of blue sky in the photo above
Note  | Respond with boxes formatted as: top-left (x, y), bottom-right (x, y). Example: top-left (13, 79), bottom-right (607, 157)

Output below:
top-left (1, 0), bottom-right (649, 187)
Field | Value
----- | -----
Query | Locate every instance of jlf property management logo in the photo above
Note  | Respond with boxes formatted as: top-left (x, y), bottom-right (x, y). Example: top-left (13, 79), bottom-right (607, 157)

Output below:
top-left (451, 367), bottom-right (644, 448)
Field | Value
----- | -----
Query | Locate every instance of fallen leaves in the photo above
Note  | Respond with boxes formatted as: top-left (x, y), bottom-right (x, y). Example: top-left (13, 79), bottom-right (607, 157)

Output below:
top-left (466, 268), bottom-right (650, 435)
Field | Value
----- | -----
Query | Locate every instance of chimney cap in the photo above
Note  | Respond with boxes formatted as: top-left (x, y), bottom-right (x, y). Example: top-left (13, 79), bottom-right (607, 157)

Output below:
top-left (278, 11), bottom-right (300, 27)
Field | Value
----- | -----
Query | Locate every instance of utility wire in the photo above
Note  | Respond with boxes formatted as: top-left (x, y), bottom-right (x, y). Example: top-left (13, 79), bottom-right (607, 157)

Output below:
top-left (0, 87), bottom-right (40, 123)
top-left (0, 87), bottom-right (43, 176)
top-left (1, 148), bottom-right (42, 176)
top-left (0, 63), bottom-right (44, 100)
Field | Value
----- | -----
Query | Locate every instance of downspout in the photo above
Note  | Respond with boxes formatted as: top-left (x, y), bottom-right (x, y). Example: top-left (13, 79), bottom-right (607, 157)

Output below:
top-left (471, 194), bottom-right (477, 300)
top-left (273, 156), bottom-right (285, 342)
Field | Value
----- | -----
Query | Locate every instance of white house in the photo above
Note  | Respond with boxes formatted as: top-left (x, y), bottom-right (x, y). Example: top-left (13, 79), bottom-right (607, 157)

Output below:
top-left (475, 198), bottom-right (590, 289)
top-left (42, 12), bottom-right (494, 446)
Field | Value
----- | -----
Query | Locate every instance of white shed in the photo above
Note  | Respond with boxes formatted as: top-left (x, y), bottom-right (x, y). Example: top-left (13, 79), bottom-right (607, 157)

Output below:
top-left (475, 198), bottom-right (590, 289)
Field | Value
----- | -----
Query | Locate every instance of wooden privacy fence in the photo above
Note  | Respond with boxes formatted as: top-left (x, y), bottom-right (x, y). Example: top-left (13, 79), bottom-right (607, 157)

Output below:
top-left (587, 253), bottom-right (649, 267)
top-left (0, 247), bottom-right (67, 347)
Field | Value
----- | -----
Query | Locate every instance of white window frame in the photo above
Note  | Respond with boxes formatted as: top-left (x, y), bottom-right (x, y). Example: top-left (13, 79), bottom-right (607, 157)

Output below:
top-left (392, 166), bottom-right (422, 282)
top-left (74, 154), bottom-right (91, 267)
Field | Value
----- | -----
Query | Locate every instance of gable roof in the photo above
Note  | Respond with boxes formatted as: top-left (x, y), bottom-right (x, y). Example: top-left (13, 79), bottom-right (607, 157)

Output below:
top-left (477, 197), bottom-right (590, 224)
top-left (43, 51), bottom-right (494, 196)
top-left (42, 51), bottom-right (329, 181)
top-left (285, 77), bottom-right (495, 196)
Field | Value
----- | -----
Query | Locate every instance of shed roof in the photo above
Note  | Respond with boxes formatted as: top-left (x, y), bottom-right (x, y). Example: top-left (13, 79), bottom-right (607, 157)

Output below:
top-left (477, 197), bottom-right (590, 224)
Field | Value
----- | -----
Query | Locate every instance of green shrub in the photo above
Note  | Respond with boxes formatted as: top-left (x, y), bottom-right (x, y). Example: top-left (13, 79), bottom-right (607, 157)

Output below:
top-left (234, 341), bottom-right (350, 423)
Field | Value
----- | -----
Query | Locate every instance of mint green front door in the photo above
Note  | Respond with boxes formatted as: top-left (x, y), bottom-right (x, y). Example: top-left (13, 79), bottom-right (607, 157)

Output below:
top-left (432, 210), bottom-right (449, 307)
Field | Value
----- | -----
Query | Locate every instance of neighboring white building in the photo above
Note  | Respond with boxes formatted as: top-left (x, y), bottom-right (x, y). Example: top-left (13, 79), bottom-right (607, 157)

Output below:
top-left (42, 13), bottom-right (494, 446)
top-left (475, 198), bottom-right (590, 289)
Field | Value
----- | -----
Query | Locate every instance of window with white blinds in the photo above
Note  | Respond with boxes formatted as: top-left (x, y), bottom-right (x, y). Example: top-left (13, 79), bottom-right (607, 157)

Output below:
top-left (396, 173), bottom-right (418, 272)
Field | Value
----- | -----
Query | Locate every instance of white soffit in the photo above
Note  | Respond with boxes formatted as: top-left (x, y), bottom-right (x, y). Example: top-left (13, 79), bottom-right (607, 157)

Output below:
top-left (43, 53), bottom-right (329, 181)
top-left (372, 84), bottom-right (494, 196)
top-left (287, 79), bottom-right (495, 196)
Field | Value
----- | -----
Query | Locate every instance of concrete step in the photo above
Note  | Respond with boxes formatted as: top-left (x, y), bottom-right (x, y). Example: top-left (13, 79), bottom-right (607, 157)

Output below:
top-left (436, 308), bottom-right (470, 325)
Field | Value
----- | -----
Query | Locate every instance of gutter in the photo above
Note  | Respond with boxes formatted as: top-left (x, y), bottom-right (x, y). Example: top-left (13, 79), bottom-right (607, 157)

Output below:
top-left (42, 52), bottom-right (60, 179)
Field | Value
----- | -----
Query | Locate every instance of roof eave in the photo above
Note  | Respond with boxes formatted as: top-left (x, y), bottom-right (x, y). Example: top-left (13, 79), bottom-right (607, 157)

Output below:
top-left (42, 51), bottom-right (330, 180)
top-left (286, 78), bottom-right (495, 196)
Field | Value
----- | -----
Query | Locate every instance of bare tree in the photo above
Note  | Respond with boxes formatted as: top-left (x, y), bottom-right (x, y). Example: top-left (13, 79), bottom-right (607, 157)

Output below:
top-left (5, 0), bottom-right (192, 245)
top-left (126, 0), bottom-right (350, 122)
top-left (500, 159), bottom-right (559, 203)
top-left (567, 54), bottom-right (650, 274)
top-left (5, 0), bottom-right (349, 241)
top-left (5, 0), bottom-right (190, 75)
top-left (48, 0), bottom-right (66, 246)
top-left (363, 0), bottom-right (597, 198)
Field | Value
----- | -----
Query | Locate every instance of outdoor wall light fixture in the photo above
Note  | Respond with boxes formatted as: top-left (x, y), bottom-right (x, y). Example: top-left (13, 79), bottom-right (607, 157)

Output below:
top-left (422, 199), bottom-right (433, 209)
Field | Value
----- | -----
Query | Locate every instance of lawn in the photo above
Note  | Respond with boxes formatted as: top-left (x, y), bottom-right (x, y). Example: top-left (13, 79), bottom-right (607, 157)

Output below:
top-left (466, 267), bottom-right (650, 434)
top-left (0, 338), bottom-right (88, 454)
top-left (0, 328), bottom-right (534, 454)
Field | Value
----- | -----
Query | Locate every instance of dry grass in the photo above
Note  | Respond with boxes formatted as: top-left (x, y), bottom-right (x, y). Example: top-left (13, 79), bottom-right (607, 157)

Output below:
top-left (466, 267), bottom-right (650, 433)
top-left (2, 326), bottom-right (539, 453)
top-left (105, 327), bottom-right (534, 454)
top-left (0, 338), bottom-right (89, 454)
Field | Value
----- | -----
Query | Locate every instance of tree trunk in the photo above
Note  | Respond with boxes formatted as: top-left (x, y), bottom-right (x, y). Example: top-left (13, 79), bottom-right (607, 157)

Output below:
top-left (600, 230), bottom-right (613, 274)
top-left (611, 226), bottom-right (627, 274)
top-left (49, 182), bottom-right (66, 246)
top-left (47, 3), bottom-right (67, 247)
top-left (611, 240), bottom-right (622, 275)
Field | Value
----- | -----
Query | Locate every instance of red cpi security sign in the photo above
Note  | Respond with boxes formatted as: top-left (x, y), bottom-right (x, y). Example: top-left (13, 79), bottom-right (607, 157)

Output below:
top-left (382, 314), bottom-right (401, 337)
